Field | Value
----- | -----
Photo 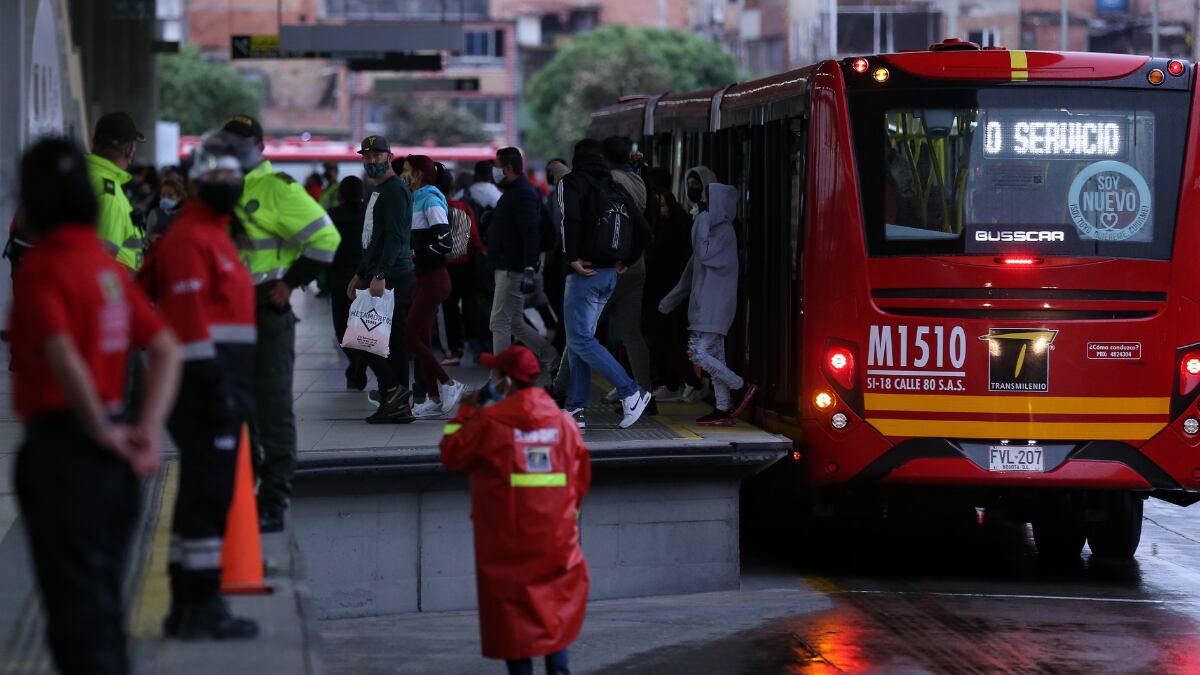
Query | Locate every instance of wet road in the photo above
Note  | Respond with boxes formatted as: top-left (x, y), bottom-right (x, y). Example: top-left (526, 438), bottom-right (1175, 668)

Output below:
top-left (604, 498), bottom-right (1200, 674)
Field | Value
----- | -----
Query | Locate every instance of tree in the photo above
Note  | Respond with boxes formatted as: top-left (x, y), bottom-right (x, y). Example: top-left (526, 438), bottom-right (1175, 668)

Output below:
top-left (158, 45), bottom-right (264, 135)
top-left (525, 26), bottom-right (741, 157)
top-left (386, 98), bottom-right (492, 146)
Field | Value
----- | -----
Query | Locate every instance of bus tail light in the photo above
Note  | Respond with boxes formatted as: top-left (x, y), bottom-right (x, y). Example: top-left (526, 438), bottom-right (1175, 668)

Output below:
top-left (826, 346), bottom-right (855, 390)
top-left (996, 257), bottom-right (1043, 266)
top-left (820, 340), bottom-right (864, 415)
top-left (1182, 352), bottom-right (1200, 396)
top-left (851, 58), bottom-right (869, 74)
top-left (1168, 60), bottom-right (1186, 77)
top-left (814, 391), bottom-right (834, 410)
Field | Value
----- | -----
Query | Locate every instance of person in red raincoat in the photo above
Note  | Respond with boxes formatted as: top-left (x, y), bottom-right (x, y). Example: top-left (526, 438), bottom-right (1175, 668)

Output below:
top-left (439, 344), bottom-right (590, 675)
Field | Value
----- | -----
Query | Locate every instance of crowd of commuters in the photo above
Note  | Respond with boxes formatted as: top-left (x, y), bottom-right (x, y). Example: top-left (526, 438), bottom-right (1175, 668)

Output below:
top-left (3, 104), bottom-right (760, 674)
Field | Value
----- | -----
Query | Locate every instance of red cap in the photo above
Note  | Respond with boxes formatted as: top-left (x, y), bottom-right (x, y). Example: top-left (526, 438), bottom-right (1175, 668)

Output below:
top-left (479, 345), bottom-right (541, 383)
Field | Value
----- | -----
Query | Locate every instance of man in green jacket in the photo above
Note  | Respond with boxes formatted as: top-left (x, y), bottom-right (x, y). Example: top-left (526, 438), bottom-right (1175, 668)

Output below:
top-left (346, 135), bottom-right (416, 424)
top-left (224, 114), bottom-right (341, 532)
top-left (87, 112), bottom-right (146, 271)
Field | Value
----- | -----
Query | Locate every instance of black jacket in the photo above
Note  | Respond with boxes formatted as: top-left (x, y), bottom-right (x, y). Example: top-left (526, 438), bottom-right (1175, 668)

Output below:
top-left (357, 176), bottom-right (414, 280)
top-left (487, 174), bottom-right (542, 273)
top-left (328, 202), bottom-right (364, 274)
top-left (558, 156), bottom-right (650, 272)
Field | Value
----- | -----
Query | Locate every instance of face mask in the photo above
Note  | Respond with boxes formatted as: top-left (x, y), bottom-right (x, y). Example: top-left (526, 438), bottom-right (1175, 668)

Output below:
top-left (687, 187), bottom-right (703, 204)
top-left (492, 166), bottom-right (506, 184)
top-left (364, 161), bottom-right (389, 179)
top-left (197, 182), bottom-right (243, 214)
top-left (159, 198), bottom-right (178, 211)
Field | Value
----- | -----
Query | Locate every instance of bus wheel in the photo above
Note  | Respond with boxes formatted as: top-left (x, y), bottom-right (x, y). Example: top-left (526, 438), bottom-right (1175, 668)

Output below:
top-left (1032, 515), bottom-right (1086, 560)
top-left (1086, 493), bottom-right (1144, 559)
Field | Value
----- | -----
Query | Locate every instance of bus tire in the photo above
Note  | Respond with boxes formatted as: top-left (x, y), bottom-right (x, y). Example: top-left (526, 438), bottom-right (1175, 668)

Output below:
top-left (1032, 516), bottom-right (1086, 560)
top-left (1086, 493), bottom-right (1143, 559)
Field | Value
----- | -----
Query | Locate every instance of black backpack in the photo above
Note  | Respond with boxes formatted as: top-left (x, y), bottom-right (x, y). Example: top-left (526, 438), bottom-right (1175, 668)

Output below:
top-left (583, 174), bottom-right (633, 262)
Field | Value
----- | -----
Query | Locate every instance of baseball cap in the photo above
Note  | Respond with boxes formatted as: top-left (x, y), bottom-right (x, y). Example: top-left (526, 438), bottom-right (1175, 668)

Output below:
top-left (479, 346), bottom-right (541, 384)
top-left (93, 112), bottom-right (145, 148)
top-left (358, 135), bottom-right (391, 155)
top-left (223, 114), bottom-right (265, 141)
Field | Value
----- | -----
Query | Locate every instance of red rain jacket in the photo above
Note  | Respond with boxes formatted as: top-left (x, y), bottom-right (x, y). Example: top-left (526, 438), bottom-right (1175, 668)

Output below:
top-left (439, 387), bottom-right (591, 660)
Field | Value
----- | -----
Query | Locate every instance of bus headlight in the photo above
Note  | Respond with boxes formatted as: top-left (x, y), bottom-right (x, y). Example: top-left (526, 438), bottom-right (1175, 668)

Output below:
top-left (831, 412), bottom-right (849, 430)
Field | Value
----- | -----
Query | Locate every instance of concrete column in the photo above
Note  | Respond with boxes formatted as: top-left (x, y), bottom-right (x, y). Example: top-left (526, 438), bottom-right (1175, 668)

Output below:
top-left (68, 0), bottom-right (158, 161)
top-left (0, 1), bottom-right (29, 328)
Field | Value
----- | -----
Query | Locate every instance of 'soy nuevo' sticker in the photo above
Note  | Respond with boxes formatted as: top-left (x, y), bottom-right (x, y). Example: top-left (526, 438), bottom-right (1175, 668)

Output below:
top-left (1067, 160), bottom-right (1152, 242)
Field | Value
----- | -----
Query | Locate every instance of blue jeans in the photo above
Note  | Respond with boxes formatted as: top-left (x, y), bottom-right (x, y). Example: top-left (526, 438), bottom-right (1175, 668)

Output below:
top-left (506, 649), bottom-right (569, 675)
top-left (564, 269), bottom-right (637, 410)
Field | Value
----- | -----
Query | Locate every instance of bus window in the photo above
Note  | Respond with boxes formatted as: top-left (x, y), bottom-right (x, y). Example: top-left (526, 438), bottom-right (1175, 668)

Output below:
top-left (790, 116), bottom-right (807, 280)
top-left (654, 133), bottom-right (672, 176)
top-left (672, 134), bottom-right (685, 197)
top-left (849, 87), bottom-right (1187, 260)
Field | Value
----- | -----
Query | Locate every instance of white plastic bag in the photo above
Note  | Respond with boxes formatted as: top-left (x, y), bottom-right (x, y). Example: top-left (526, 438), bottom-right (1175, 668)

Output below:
top-left (341, 289), bottom-right (394, 357)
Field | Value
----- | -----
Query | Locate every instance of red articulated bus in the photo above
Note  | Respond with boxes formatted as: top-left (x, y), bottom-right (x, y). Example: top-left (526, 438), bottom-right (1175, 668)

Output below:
top-left (590, 39), bottom-right (1200, 558)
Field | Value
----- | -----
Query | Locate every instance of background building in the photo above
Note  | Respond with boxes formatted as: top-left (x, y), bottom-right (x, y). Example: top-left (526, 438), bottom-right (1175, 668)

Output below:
top-left (186, 0), bottom-right (519, 144)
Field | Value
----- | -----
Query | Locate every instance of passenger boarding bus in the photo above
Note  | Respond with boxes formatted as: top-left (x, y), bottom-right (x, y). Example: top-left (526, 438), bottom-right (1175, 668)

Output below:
top-left (590, 40), bottom-right (1199, 558)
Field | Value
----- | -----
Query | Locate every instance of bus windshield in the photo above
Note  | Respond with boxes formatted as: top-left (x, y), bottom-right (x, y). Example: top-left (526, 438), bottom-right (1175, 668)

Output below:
top-left (849, 86), bottom-right (1188, 259)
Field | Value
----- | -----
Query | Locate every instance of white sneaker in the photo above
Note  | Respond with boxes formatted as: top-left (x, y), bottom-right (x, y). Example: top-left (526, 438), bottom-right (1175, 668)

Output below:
top-left (672, 384), bottom-right (696, 403)
top-left (619, 390), bottom-right (652, 428)
top-left (682, 381), bottom-right (712, 404)
top-left (603, 387), bottom-right (620, 402)
top-left (654, 385), bottom-right (681, 402)
top-left (439, 380), bottom-right (467, 413)
top-left (412, 399), bottom-right (443, 418)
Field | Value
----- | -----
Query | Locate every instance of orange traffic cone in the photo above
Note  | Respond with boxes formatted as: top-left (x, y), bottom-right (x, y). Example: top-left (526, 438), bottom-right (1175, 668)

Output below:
top-left (221, 425), bottom-right (270, 594)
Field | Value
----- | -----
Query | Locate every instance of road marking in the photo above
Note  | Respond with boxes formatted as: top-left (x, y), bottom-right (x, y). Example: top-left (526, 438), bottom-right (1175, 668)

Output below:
top-left (843, 589), bottom-right (1165, 604)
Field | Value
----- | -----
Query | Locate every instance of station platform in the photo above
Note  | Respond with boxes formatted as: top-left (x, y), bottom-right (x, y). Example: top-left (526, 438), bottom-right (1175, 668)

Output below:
top-left (0, 290), bottom-right (792, 673)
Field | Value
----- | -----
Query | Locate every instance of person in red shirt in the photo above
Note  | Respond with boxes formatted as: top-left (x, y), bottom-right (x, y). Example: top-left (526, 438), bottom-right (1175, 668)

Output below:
top-left (138, 131), bottom-right (260, 641)
top-left (439, 345), bottom-right (590, 675)
top-left (10, 137), bottom-right (181, 675)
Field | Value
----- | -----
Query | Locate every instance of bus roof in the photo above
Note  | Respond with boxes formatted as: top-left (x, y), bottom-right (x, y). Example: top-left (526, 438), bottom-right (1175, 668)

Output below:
top-left (591, 42), bottom-right (1181, 140)
top-left (877, 49), bottom-right (1152, 82)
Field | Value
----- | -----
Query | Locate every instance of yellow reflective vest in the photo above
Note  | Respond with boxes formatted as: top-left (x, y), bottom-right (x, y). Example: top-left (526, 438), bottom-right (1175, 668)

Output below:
top-left (235, 160), bottom-right (340, 285)
top-left (87, 154), bottom-right (144, 270)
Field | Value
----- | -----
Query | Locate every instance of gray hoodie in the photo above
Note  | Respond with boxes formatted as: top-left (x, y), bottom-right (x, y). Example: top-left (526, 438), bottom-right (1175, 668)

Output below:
top-left (683, 165), bottom-right (718, 217)
top-left (658, 183), bottom-right (739, 335)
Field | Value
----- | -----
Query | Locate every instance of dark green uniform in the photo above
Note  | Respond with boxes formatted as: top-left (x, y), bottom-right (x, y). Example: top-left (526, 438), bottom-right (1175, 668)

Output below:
top-left (235, 160), bottom-right (340, 521)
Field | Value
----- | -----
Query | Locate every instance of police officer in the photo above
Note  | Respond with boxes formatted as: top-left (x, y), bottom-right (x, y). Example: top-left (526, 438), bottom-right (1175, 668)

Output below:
top-left (138, 131), bottom-right (260, 640)
top-left (11, 137), bottom-right (182, 674)
top-left (87, 112), bottom-right (146, 270)
top-left (222, 114), bottom-right (341, 532)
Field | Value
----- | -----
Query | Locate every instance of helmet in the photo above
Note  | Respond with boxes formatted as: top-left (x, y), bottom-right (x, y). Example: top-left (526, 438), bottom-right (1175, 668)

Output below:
top-left (189, 129), bottom-right (260, 184)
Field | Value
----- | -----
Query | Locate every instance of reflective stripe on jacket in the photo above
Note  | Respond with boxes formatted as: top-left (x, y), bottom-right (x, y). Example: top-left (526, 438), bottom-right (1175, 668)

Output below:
top-left (235, 160), bottom-right (340, 281)
top-left (87, 153), bottom-right (143, 270)
top-left (439, 387), bottom-right (591, 660)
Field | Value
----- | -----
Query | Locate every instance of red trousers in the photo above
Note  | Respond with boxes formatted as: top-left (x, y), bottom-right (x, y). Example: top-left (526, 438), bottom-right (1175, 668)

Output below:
top-left (408, 267), bottom-right (452, 397)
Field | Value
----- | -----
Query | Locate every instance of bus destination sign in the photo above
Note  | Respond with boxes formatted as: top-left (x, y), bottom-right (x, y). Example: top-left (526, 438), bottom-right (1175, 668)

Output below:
top-left (982, 114), bottom-right (1128, 160)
